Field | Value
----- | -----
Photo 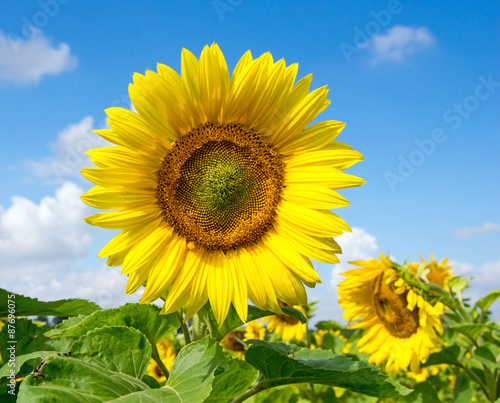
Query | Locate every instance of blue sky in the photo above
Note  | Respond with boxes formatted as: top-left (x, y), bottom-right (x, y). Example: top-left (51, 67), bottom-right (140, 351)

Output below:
top-left (1, 0), bottom-right (499, 322)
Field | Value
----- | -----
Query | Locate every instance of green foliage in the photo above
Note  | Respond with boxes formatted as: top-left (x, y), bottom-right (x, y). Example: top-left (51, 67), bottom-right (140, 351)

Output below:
top-left (206, 359), bottom-right (259, 402)
top-left (197, 302), bottom-right (306, 341)
top-left (71, 326), bottom-right (152, 378)
top-left (46, 303), bottom-right (179, 348)
top-left (244, 340), bottom-right (412, 399)
top-left (0, 288), bottom-right (101, 317)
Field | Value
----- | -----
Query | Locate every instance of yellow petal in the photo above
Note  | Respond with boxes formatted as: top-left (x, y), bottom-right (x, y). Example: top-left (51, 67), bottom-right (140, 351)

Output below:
top-left (282, 184), bottom-right (350, 209)
top-left (207, 250), bottom-right (233, 324)
top-left (285, 165), bottom-right (366, 190)
top-left (140, 235), bottom-right (187, 303)
top-left (81, 186), bottom-right (156, 210)
top-left (84, 206), bottom-right (162, 230)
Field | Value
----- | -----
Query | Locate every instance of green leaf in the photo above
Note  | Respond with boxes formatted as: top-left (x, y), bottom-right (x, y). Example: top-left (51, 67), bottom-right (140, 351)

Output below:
top-left (316, 320), bottom-right (346, 331)
top-left (71, 326), bottom-right (152, 378)
top-left (449, 322), bottom-right (494, 339)
top-left (198, 303), bottom-right (306, 341)
top-left (107, 387), bottom-right (181, 402)
top-left (423, 346), bottom-right (460, 366)
top-left (46, 304), bottom-right (179, 348)
top-left (453, 372), bottom-right (472, 403)
top-left (475, 289), bottom-right (500, 313)
top-left (473, 346), bottom-right (500, 369)
top-left (448, 276), bottom-right (471, 298)
top-left (399, 382), bottom-right (440, 403)
top-left (0, 351), bottom-right (59, 380)
top-left (0, 319), bottom-right (52, 367)
top-left (17, 355), bottom-right (150, 402)
top-left (246, 385), bottom-right (298, 403)
top-left (206, 359), bottom-right (259, 402)
top-left (0, 289), bottom-right (101, 318)
top-left (321, 333), bottom-right (346, 354)
top-left (166, 337), bottom-right (229, 403)
top-left (244, 341), bottom-right (411, 398)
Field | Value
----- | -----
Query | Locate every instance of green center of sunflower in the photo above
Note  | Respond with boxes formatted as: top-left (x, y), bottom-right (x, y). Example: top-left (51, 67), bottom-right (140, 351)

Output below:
top-left (372, 274), bottom-right (419, 338)
top-left (157, 123), bottom-right (284, 251)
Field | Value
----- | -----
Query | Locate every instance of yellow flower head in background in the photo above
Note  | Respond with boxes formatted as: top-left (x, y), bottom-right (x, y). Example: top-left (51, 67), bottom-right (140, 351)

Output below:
top-left (338, 255), bottom-right (444, 374)
top-left (244, 319), bottom-right (266, 341)
top-left (265, 302), bottom-right (307, 342)
top-left (147, 338), bottom-right (176, 383)
top-left (410, 254), bottom-right (454, 289)
top-left (82, 44), bottom-right (364, 324)
top-left (222, 330), bottom-right (246, 359)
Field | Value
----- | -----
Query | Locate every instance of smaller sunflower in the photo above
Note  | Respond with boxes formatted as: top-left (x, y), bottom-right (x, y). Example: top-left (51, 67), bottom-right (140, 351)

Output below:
top-left (244, 320), bottom-right (266, 341)
top-left (410, 254), bottom-right (453, 289)
top-left (221, 330), bottom-right (246, 359)
top-left (311, 329), bottom-right (350, 353)
top-left (147, 338), bottom-right (177, 382)
top-left (338, 254), bottom-right (444, 374)
top-left (265, 301), bottom-right (307, 342)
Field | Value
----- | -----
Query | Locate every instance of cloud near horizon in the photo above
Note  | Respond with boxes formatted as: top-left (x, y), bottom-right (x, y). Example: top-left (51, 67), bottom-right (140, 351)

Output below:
top-left (453, 222), bottom-right (500, 238)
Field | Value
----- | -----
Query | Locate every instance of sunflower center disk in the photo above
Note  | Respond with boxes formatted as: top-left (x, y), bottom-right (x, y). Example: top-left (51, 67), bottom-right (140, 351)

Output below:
top-left (157, 123), bottom-right (284, 251)
top-left (372, 275), bottom-right (419, 338)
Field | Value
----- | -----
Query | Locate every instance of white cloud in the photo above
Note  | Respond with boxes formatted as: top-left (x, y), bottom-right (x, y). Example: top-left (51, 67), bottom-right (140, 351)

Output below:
top-left (453, 222), bottom-right (500, 239)
top-left (26, 116), bottom-right (110, 181)
top-left (369, 25), bottom-right (434, 63)
top-left (0, 30), bottom-right (77, 84)
top-left (450, 259), bottom-right (500, 318)
top-left (0, 182), bottom-right (91, 262)
top-left (0, 182), bottom-right (144, 308)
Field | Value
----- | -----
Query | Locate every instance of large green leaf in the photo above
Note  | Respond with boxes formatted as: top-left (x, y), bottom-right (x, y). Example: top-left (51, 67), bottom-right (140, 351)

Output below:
top-left (449, 322), bottom-right (494, 339)
top-left (206, 359), bottom-right (259, 402)
top-left (423, 346), bottom-right (461, 366)
top-left (46, 304), bottom-right (179, 348)
top-left (453, 373), bottom-right (473, 403)
top-left (475, 289), bottom-right (500, 314)
top-left (0, 289), bottom-right (101, 317)
top-left (71, 326), bottom-right (152, 378)
top-left (17, 356), bottom-right (150, 402)
top-left (108, 387), bottom-right (181, 402)
top-left (198, 302), bottom-right (306, 341)
top-left (399, 382), bottom-right (440, 403)
top-left (166, 337), bottom-right (229, 403)
top-left (244, 340), bottom-right (411, 399)
top-left (0, 351), bottom-right (59, 380)
top-left (0, 319), bottom-right (51, 367)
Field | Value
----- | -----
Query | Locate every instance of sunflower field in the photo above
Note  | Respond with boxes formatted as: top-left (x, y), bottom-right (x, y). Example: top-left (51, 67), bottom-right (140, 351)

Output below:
top-left (1, 45), bottom-right (498, 403)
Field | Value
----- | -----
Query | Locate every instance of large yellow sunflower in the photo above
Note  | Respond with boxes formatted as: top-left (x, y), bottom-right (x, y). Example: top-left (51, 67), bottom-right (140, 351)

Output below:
top-left (338, 255), bottom-right (444, 374)
top-left (82, 44), bottom-right (364, 324)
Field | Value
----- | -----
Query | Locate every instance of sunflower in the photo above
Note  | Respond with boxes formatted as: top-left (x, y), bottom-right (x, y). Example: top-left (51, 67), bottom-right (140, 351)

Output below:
top-left (410, 254), bottom-right (453, 289)
top-left (338, 255), bottom-right (444, 373)
top-left (265, 302), bottom-right (307, 342)
top-left (147, 338), bottom-right (177, 382)
top-left (82, 44), bottom-right (364, 324)
top-left (244, 319), bottom-right (266, 341)
top-left (221, 330), bottom-right (246, 359)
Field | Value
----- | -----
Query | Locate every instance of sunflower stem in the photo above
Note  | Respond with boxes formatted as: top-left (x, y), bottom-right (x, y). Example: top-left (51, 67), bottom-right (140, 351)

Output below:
top-left (230, 381), bottom-right (265, 403)
top-left (176, 311), bottom-right (192, 345)
top-left (151, 344), bottom-right (170, 380)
